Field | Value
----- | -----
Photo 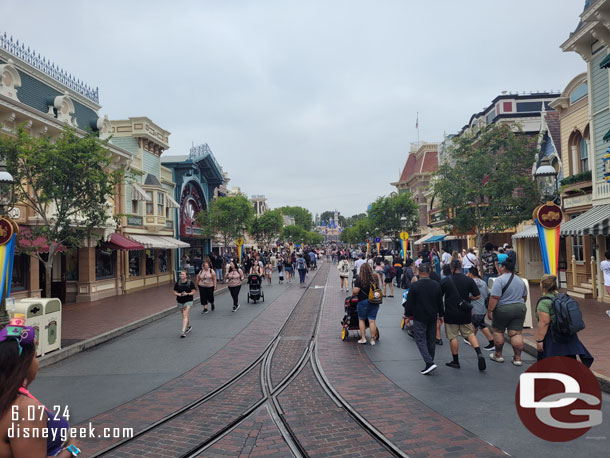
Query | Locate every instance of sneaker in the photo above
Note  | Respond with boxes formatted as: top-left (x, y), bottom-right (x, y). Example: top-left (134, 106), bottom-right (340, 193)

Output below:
top-left (512, 359), bottom-right (523, 366)
top-left (202, 309), bottom-right (209, 314)
top-left (370, 339), bottom-right (376, 346)
top-left (489, 353), bottom-right (504, 363)
top-left (478, 354), bottom-right (486, 371)
top-left (421, 363), bottom-right (437, 375)
top-left (357, 338), bottom-right (367, 344)
top-left (445, 361), bottom-right (461, 369)
top-left (185, 325), bottom-right (192, 334)
top-left (211, 303), bottom-right (215, 311)
top-left (483, 342), bottom-right (495, 351)
top-left (180, 332), bottom-right (186, 338)
top-left (435, 338), bottom-right (443, 346)
top-left (463, 337), bottom-right (472, 346)
top-left (233, 304), bottom-right (240, 312)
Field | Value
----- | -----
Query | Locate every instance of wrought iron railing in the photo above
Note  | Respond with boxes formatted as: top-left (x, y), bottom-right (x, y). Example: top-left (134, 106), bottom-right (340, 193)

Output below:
top-left (0, 32), bottom-right (99, 104)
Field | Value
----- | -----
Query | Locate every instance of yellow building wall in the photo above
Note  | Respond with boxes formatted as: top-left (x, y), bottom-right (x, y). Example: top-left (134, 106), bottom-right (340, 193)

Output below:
top-left (559, 98), bottom-right (588, 176)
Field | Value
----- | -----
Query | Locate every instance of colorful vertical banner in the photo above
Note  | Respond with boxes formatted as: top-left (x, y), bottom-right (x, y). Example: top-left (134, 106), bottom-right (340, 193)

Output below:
top-left (533, 203), bottom-right (562, 276)
top-left (0, 218), bottom-right (16, 304)
top-left (400, 231), bottom-right (409, 260)
top-left (236, 238), bottom-right (244, 265)
top-left (289, 242), bottom-right (293, 254)
top-left (366, 239), bottom-right (370, 253)
top-left (375, 237), bottom-right (381, 254)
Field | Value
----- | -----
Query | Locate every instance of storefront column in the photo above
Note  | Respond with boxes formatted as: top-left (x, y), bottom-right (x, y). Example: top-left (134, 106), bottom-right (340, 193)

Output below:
top-left (76, 245), bottom-right (96, 302)
top-left (28, 253), bottom-right (41, 297)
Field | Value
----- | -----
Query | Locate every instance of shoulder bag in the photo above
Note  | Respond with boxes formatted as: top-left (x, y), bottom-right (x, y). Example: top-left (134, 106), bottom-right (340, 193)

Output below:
top-left (447, 275), bottom-right (473, 311)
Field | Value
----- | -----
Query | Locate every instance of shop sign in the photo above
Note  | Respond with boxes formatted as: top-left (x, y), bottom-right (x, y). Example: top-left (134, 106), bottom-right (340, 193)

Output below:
top-left (127, 216), bottom-right (143, 226)
top-left (563, 193), bottom-right (592, 209)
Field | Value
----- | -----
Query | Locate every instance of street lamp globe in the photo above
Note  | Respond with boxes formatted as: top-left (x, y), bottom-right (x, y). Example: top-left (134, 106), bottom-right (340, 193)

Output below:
top-left (534, 156), bottom-right (558, 202)
top-left (0, 166), bottom-right (15, 212)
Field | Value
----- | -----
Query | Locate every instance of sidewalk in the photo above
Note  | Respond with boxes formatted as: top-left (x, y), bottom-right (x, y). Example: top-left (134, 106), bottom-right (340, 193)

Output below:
top-left (523, 286), bottom-right (610, 391)
top-left (39, 279), bottom-right (231, 367)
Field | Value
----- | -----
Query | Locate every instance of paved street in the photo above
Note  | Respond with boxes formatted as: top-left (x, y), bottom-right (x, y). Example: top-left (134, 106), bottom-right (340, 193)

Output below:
top-left (31, 263), bottom-right (610, 457)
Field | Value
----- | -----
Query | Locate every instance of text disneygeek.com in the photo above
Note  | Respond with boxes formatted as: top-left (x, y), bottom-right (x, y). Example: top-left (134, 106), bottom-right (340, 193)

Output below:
top-left (8, 423), bottom-right (134, 442)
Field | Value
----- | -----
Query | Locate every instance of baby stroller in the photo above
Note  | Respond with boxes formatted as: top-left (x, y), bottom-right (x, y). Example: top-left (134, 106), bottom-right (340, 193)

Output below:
top-left (341, 295), bottom-right (380, 341)
top-left (247, 273), bottom-right (265, 303)
top-left (400, 289), bottom-right (414, 338)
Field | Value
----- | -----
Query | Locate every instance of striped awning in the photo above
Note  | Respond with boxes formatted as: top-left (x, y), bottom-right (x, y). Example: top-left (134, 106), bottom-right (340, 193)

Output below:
top-left (414, 233), bottom-right (437, 245)
top-left (127, 234), bottom-right (190, 249)
top-left (132, 183), bottom-right (152, 201)
top-left (560, 204), bottom-right (610, 236)
top-left (444, 235), bottom-right (466, 241)
top-left (512, 226), bottom-right (539, 239)
top-left (166, 195), bottom-right (180, 208)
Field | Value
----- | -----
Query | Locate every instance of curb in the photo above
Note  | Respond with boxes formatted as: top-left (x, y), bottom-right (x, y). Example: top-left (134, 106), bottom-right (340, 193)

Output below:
top-left (39, 284), bottom-right (234, 369)
top-left (522, 338), bottom-right (610, 394)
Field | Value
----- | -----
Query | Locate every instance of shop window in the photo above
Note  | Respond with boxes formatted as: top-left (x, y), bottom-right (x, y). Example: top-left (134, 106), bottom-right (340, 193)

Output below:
top-left (571, 236), bottom-right (584, 262)
top-left (129, 250), bottom-right (141, 277)
top-left (158, 250), bottom-right (169, 273)
top-left (95, 247), bottom-right (115, 280)
top-left (11, 253), bottom-right (28, 291)
top-left (132, 200), bottom-right (138, 215)
top-left (65, 248), bottom-right (79, 281)
top-left (579, 137), bottom-right (589, 173)
top-left (146, 249), bottom-right (156, 275)
top-left (158, 192), bottom-right (164, 216)
top-left (146, 192), bottom-right (153, 215)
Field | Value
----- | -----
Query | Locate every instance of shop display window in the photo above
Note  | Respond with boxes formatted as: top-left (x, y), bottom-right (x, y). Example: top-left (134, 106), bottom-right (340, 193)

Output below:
top-left (95, 247), bottom-right (115, 280)
top-left (129, 250), bottom-right (142, 277)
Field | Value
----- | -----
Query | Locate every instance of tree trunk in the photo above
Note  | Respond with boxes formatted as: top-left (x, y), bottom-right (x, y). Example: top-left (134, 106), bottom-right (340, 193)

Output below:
top-left (475, 229), bottom-right (484, 278)
top-left (44, 260), bottom-right (53, 299)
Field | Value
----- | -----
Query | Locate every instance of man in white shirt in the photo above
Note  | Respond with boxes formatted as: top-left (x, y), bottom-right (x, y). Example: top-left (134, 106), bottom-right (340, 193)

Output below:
top-left (462, 248), bottom-right (478, 272)
top-left (354, 254), bottom-right (366, 275)
top-left (601, 249), bottom-right (610, 296)
top-left (441, 248), bottom-right (451, 268)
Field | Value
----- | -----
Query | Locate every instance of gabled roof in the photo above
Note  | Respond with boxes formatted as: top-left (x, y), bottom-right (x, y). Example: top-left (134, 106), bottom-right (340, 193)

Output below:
top-left (545, 112), bottom-right (562, 156)
top-left (397, 150), bottom-right (438, 184)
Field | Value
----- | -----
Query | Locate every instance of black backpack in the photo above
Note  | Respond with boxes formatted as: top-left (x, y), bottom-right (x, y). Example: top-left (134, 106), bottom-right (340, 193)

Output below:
top-left (537, 293), bottom-right (585, 337)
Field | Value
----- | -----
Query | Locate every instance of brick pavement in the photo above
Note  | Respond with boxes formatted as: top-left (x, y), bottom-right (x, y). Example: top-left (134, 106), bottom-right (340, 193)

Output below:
top-left (524, 286), bottom-right (610, 380)
top-left (77, 271), bottom-right (319, 455)
top-left (317, 270), bottom-right (508, 457)
top-left (201, 405), bottom-right (294, 458)
top-left (277, 362), bottom-right (391, 458)
top-left (105, 362), bottom-right (264, 458)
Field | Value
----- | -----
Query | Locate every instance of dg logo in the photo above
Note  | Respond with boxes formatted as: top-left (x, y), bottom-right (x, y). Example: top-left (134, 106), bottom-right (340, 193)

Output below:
top-left (516, 356), bottom-right (602, 441)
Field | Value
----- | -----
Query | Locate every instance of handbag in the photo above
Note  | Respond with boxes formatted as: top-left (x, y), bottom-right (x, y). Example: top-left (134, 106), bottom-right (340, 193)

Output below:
top-left (368, 281), bottom-right (384, 305)
top-left (447, 275), bottom-right (473, 311)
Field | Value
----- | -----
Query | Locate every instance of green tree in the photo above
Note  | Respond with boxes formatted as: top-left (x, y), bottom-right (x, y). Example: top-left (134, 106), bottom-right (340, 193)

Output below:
top-left (0, 127), bottom-right (123, 297)
top-left (320, 210), bottom-right (345, 227)
top-left (250, 209), bottom-right (283, 248)
top-left (306, 231), bottom-right (324, 246)
top-left (345, 213), bottom-right (367, 227)
top-left (368, 192), bottom-right (418, 246)
top-left (280, 225), bottom-right (308, 245)
top-left (433, 122), bottom-right (538, 262)
top-left (352, 217), bottom-right (376, 245)
top-left (278, 206), bottom-right (313, 230)
top-left (196, 194), bottom-right (254, 251)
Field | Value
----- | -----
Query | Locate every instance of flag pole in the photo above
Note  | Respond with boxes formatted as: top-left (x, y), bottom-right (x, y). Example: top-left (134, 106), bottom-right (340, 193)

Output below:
top-left (416, 112), bottom-right (420, 144)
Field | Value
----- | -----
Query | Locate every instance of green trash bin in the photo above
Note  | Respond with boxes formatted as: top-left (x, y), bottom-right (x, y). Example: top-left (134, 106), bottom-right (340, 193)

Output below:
top-left (13, 300), bottom-right (44, 357)
top-left (20, 298), bottom-right (62, 354)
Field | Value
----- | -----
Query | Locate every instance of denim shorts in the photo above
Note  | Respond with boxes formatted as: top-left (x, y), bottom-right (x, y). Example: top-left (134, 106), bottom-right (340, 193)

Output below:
top-left (357, 299), bottom-right (379, 320)
top-left (177, 301), bottom-right (193, 310)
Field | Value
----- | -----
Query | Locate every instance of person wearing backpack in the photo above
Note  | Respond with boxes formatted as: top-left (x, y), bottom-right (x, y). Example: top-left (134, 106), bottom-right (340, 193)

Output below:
top-left (296, 253), bottom-right (308, 287)
top-left (383, 262), bottom-right (395, 297)
top-left (535, 275), bottom-right (593, 367)
top-left (351, 263), bottom-right (381, 346)
top-left (337, 255), bottom-right (351, 292)
top-left (486, 260), bottom-right (527, 366)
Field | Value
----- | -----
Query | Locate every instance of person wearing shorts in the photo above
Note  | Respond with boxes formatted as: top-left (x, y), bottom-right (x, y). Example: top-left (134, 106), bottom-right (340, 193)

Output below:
top-left (351, 263), bottom-right (380, 345)
top-left (174, 270), bottom-right (197, 338)
top-left (487, 260), bottom-right (528, 366)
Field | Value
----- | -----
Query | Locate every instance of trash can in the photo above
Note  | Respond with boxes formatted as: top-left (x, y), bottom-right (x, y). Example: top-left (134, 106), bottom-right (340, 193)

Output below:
top-left (20, 298), bottom-right (62, 354)
top-left (13, 300), bottom-right (44, 357)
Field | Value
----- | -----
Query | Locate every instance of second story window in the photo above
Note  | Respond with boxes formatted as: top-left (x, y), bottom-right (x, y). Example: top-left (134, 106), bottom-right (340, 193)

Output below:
top-left (146, 192), bottom-right (153, 215)
top-left (158, 192), bottom-right (164, 216)
top-left (579, 137), bottom-right (588, 173)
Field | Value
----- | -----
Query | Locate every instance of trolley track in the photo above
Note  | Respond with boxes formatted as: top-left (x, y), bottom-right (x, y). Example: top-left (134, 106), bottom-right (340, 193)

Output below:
top-left (94, 261), bottom-right (409, 457)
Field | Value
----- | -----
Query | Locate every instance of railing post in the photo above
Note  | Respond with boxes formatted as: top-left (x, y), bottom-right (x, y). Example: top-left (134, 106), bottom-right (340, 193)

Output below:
top-left (591, 256), bottom-right (597, 299)
top-left (571, 255), bottom-right (577, 289)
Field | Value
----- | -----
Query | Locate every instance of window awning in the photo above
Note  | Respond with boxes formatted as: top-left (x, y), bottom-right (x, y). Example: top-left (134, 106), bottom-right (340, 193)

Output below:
top-left (427, 235), bottom-right (446, 242)
top-left (17, 226), bottom-right (66, 253)
top-left (166, 195), bottom-right (180, 208)
top-left (132, 183), bottom-right (152, 201)
top-left (604, 129), bottom-right (610, 143)
top-left (102, 233), bottom-right (145, 251)
top-left (413, 233), bottom-right (436, 245)
top-left (600, 53), bottom-right (610, 69)
top-left (512, 226), bottom-right (539, 239)
top-left (127, 234), bottom-right (190, 249)
top-left (444, 235), bottom-right (466, 241)
top-left (560, 204), bottom-right (610, 236)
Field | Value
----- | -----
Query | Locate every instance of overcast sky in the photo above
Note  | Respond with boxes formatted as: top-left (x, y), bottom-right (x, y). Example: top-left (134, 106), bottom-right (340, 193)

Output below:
top-left (3, 1), bottom-right (585, 218)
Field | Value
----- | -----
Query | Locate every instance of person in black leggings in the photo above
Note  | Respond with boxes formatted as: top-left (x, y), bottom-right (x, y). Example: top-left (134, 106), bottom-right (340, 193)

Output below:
top-left (226, 260), bottom-right (245, 312)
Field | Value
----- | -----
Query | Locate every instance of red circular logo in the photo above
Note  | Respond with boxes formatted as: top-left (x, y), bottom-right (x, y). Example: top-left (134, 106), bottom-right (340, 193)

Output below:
top-left (535, 203), bottom-right (563, 229)
top-left (0, 217), bottom-right (14, 245)
top-left (515, 357), bottom-right (602, 441)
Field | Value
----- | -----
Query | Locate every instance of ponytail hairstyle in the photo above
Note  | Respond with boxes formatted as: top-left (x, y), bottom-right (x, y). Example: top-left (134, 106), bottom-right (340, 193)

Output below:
top-left (0, 339), bottom-right (36, 418)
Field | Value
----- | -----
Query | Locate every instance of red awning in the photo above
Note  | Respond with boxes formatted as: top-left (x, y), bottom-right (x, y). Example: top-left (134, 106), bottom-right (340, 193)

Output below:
top-left (102, 233), bottom-right (145, 251)
top-left (17, 226), bottom-right (66, 253)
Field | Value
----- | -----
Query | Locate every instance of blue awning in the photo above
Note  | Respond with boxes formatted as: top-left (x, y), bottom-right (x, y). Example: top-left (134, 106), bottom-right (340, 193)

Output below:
top-left (427, 235), bottom-right (446, 242)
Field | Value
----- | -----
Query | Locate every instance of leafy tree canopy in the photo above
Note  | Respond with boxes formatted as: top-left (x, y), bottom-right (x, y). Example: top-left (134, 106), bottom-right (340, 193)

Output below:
top-left (196, 194), bottom-right (254, 249)
top-left (250, 209), bottom-right (283, 247)
top-left (278, 206), bottom-right (313, 230)
top-left (367, 192), bottom-right (419, 242)
top-left (280, 224), bottom-right (308, 244)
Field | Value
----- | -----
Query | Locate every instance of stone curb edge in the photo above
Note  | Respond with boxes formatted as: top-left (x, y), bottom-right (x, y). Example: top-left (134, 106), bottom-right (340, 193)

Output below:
top-left (522, 338), bottom-right (610, 394)
top-left (38, 284), bottom-right (235, 369)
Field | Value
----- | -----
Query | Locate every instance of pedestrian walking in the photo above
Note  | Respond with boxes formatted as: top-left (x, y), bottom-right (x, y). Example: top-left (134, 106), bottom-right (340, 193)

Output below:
top-left (440, 260), bottom-right (486, 371)
top-left (296, 253), bottom-right (308, 287)
top-left (226, 260), bottom-right (245, 312)
top-left (383, 261), bottom-right (394, 297)
top-left (374, 256), bottom-right (385, 287)
top-left (265, 261), bottom-right (273, 285)
top-left (351, 263), bottom-right (380, 345)
top-left (405, 263), bottom-right (444, 375)
top-left (466, 267), bottom-right (495, 350)
top-left (461, 247), bottom-right (478, 273)
top-left (174, 270), bottom-right (196, 337)
top-left (535, 275), bottom-right (593, 366)
top-left (441, 247), bottom-right (451, 272)
top-left (487, 260), bottom-right (527, 365)
top-left (197, 261), bottom-right (217, 313)
top-left (337, 255), bottom-right (351, 291)
top-left (482, 242), bottom-right (499, 284)
top-left (601, 250), bottom-right (610, 296)
top-left (393, 257), bottom-right (404, 289)
top-left (211, 253), bottom-right (224, 282)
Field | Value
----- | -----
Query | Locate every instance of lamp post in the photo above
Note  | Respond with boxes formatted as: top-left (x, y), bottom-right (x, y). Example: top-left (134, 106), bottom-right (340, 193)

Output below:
top-left (0, 161), bottom-right (16, 328)
top-left (532, 156), bottom-right (561, 275)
